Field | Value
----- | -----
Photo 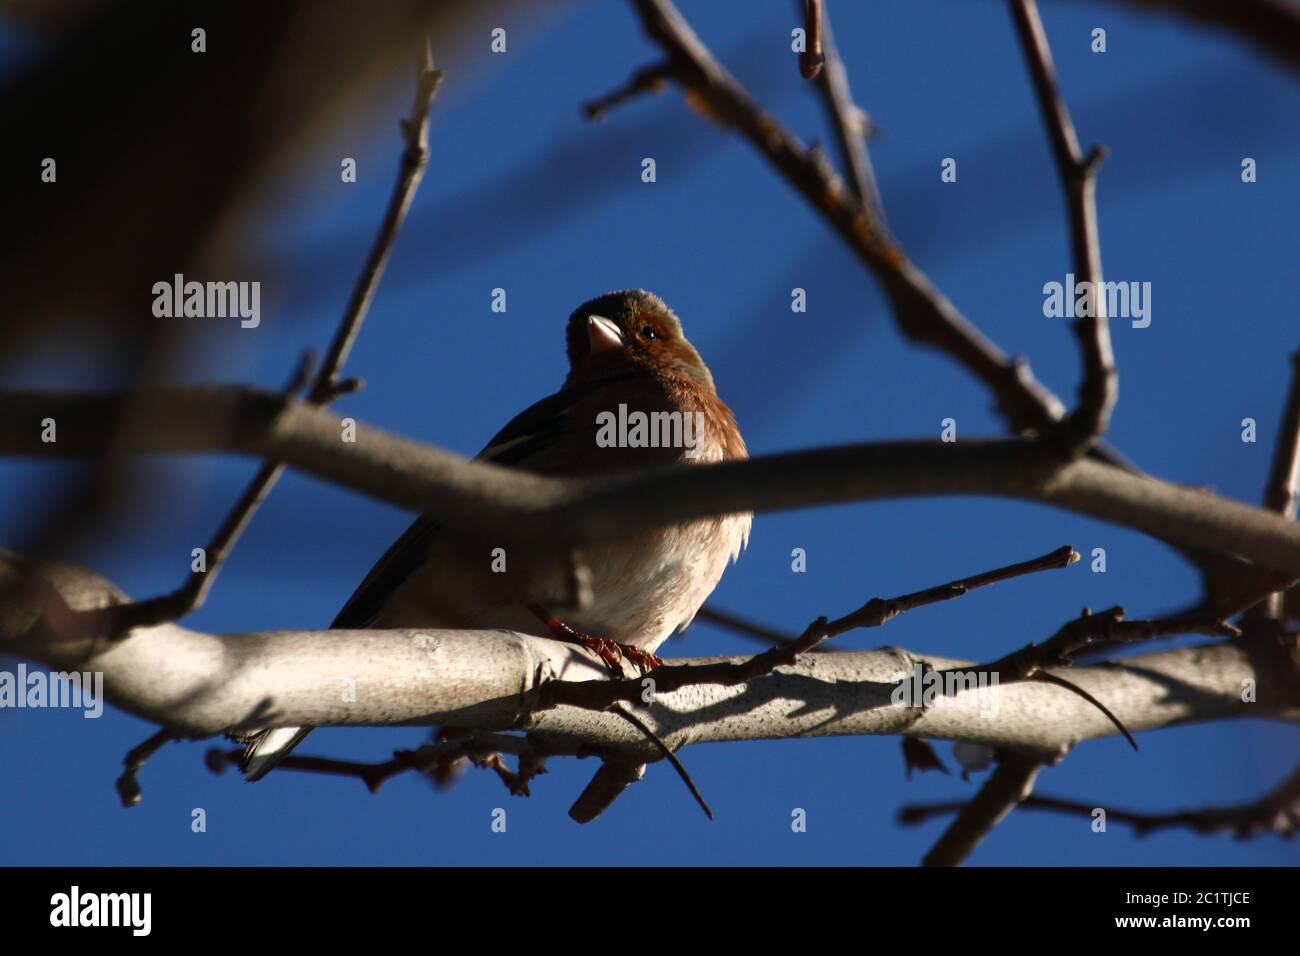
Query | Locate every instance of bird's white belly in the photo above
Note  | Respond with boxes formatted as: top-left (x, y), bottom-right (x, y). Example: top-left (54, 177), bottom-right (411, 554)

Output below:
top-left (575, 513), bottom-right (748, 652)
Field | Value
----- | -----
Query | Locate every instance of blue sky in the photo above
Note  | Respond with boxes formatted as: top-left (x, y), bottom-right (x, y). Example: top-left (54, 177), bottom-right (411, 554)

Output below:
top-left (3, 0), bottom-right (1299, 865)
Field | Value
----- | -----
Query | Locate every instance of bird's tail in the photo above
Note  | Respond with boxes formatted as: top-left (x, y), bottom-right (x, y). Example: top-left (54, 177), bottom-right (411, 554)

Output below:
top-left (237, 727), bottom-right (313, 781)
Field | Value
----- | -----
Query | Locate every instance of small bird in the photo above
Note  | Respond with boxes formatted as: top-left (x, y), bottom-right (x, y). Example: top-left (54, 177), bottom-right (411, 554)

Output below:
top-left (240, 289), bottom-right (750, 779)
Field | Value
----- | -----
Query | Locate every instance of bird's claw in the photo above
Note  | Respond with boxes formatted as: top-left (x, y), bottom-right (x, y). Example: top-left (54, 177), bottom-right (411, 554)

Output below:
top-left (579, 636), bottom-right (662, 674)
top-left (580, 634), bottom-right (625, 673)
top-left (620, 645), bottom-right (663, 672)
top-left (532, 608), bottom-right (662, 675)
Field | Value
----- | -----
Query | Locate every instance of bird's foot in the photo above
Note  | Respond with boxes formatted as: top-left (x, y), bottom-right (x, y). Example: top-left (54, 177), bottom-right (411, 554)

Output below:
top-left (530, 608), bottom-right (662, 674)
top-left (620, 645), bottom-right (664, 672)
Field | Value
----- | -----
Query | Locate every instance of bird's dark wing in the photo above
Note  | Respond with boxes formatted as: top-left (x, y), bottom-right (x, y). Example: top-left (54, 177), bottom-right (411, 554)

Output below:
top-left (330, 512), bottom-right (442, 628)
top-left (330, 373), bottom-right (636, 629)
top-left (476, 378), bottom-right (599, 466)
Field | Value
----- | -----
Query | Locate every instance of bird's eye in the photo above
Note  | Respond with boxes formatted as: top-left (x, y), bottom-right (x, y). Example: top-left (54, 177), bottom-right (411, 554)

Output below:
top-left (640, 325), bottom-right (658, 341)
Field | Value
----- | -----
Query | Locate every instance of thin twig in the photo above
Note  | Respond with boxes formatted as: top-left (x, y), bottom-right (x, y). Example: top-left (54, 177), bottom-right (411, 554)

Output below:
top-left (1261, 352), bottom-right (1300, 524)
top-left (921, 750), bottom-right (1045, 866)
top-left (1072, 571), bottom-right (1294, 662)
top-left (900, 762), bottom-right (1300, 839)
top-left (969, 604), bottom-right (1240, 680)
top-left (468, 749), bottom-right (547, 797)
top-left (209, 747), bottom-right (419, 792)
top-left (1009, 0), bottom-right (1116, 456)
top-left (968, 571), bottom-right (1294, 724)
top-left (614, 3), bottom-right (1266, 608)
top-left (583, 61), bottom-right (674, 119)
top-left (798, 0), bottom-right (825, 79)
top-left (1251, 351), bottom-right (1300, 622)
top-left (314, 41), bottom-right (443, 405)
top-left (206, 731), bottom-right (539, 796)
top-left (1033, 670), bottom-right (1137, 750)
top-left (623, 0), bottom-right (1071, 440)
top-left (541, 545), bottom-right (1079, 711)
top-left (531, 543), bottom-right (1085, 823)
top-left (932, 602), bottom-right (1245, 749)
top-left (612, 705), bottom-right (713, 819)
top-left (89, 44), bottom-right (444, 640)
top-left (803, 0), bottom-right (884, 221)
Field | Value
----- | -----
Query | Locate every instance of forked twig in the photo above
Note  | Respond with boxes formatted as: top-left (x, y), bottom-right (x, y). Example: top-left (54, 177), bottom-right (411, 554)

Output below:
top-left (1009, 0), bottom-right (1115, 457)
top-left (84, 43), bottom-right (445, 642)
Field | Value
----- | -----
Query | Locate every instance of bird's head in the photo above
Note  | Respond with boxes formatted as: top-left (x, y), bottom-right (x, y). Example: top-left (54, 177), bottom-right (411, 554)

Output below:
top-left (564, 289), bottom-right (715, 393)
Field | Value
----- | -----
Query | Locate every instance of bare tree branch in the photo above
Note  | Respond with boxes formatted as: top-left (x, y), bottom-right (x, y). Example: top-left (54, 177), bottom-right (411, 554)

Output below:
top-left (900, 762), bottom-right (1300, 839)
top-left (583, 61), bottom-right (674, 120)
top-left (1010, 0), bottom-right (1116, 456)
top-left (804, 0), bottom-right (885, 221)
top-left (797, 0), bottom-right (826, 79)
top-left (540, 545), bottom-right (1079, 712)
top-left (208, 732), bottom-right (542, 796)
top-left (1252, 352), bottom-right (1300, 621)
top-left (4, 554), bottom-right (1297, 766)
top-left (1261, 353), bottom-right (1300, 524)
top-left (611, 704), bottom-right (713, 820)
top-left (611, 0), bottom-right (1264, 610)
top-left (907, 592), bottom-right (1293, 857)
top-left (933, 599), bottom-right (1269, 751)
top-left (8, 387), bottom-right (1300, 581)
top-left (96, 47), bottom-right (444, 638)
top-left (569, 759), bottom-right (646, 823)
top-left (621, 0), bottom-right (1070, 440)
top-left (7, 0), bottom-right (1295, 859)
top-left (956, 604), bottom-right (1247, 687)
top-left (921, 751), bottom-right (1046, 866)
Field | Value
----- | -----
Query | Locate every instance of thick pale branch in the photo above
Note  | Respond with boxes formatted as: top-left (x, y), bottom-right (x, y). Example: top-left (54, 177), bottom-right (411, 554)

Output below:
top-left (4, 555), bottom-right (1298, 765)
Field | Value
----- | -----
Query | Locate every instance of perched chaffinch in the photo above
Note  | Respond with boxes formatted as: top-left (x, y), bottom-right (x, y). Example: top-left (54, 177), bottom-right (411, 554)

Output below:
top-left (241, 289), bottom-right (750, 779)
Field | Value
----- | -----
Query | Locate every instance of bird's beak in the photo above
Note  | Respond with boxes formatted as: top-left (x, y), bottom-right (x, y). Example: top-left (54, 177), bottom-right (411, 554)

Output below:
top-left (587, 314), bottom-right (625, 355)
